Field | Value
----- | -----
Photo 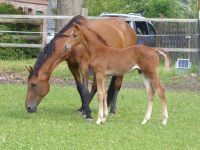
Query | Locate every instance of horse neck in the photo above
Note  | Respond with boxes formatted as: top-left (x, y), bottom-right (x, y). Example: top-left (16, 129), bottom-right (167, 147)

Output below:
top-left (37, 55), bottom-right (66, 81)
top-left (82, 29), bottom-right (107, 56)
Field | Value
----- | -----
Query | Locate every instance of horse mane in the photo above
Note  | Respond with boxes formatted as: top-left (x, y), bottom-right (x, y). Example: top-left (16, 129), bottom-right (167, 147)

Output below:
top-left (29, 15), bottom-right (86, 79)
top-left (86, 27), bottom-right (109, 46)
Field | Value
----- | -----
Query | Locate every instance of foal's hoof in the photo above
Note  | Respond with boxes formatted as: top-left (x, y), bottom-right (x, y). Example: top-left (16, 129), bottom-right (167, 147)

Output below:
top-left (96, 118), bottom-right (106, 124)
top-left (141, 119), bottom-right (149, 125)
top-left (162, 119), bottom-right (167, 126)
top-left (101, 117), bottom-right (106, 123)
top-left (96, 119), bottom-right (103, 125)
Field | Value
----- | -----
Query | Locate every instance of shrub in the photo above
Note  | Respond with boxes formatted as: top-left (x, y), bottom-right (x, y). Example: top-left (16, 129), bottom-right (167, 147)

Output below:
top-left (0, 3), bottom-right (40, 60)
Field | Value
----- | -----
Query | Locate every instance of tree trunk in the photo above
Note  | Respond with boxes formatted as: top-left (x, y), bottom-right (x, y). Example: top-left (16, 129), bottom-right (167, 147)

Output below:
top-left (56, 0), bottom-right (84, 31)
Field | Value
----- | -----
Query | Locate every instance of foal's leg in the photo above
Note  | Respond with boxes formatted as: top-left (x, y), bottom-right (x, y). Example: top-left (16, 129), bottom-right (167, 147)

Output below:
top-left (141, 74), bottom-right (155, 125)
top-left (107, 76), bottom-right (123, 114)
top-left (102, 91), bottom-right (108, 123)
top-left (96, 73), bottom-right (106, 124)
top-left (150, 75), bottom-right (168, 125)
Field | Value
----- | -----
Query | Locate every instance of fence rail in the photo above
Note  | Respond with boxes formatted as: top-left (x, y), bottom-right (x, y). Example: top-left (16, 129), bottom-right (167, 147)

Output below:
top-left (0, 14), bottom-right (198, 22)
top-left (0, 43), bottom-right (42, 48)
top-left (0, 15), bottom-right (199, 64)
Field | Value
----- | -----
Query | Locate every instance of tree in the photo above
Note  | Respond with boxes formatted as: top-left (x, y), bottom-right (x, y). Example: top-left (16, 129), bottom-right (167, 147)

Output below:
top-left (84, 0), bottom-right (197, 18)
top-left (56, 0), bottom-right (84, 31)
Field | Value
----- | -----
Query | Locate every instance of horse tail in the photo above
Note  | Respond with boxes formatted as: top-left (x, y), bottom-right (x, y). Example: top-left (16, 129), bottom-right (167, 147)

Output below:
top-left (154, 48), bottom-right (171, 70)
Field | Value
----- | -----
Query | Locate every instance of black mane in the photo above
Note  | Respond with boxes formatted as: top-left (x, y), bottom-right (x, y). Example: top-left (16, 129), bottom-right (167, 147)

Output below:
top-left (29, 15), bottom-right (85, 79)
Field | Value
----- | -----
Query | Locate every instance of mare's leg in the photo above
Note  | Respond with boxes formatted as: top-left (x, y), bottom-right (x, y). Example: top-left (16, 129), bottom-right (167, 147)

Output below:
top-left (141, 73), bottom-right (155, 125)
top-left (79, 63), bottom-right (92, 120)
top-left (88, 74), bottom-right (97, 103)
top-left (67, 61), bottom-right (84, 112)
top-left (149, 74), bottom-right (168, 126)
top-left (96, 73), bottom-right (106, 124)
top-left (107, 76), bottom-right (123, 114)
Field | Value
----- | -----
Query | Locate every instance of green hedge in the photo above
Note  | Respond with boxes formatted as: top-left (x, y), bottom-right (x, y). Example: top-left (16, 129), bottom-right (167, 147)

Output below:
top-left (0, 3), bottom-right (40, 60)
top-left (0, 47), bottom-right (39, 60)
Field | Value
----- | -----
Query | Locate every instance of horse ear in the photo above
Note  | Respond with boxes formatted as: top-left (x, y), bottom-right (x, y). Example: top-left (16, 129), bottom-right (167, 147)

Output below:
top-left (25, 66), bottom-right (31, 73)
top-left (29, 66), bottom-right (34, 72)
top-left (73, 23), bottom-right (80, 29)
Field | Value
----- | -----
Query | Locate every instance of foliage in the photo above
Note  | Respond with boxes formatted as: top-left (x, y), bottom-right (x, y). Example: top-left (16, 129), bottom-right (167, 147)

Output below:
top-left (83, 0), bottom-right (197, 18)
top-left (0, 3), bottom-right (40, 60)
top-left (0, 2), bottom-right (23, 14)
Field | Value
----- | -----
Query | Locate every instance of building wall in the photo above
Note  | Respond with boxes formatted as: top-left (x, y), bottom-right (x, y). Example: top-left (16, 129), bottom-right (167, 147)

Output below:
top-left (0, 0), bottom-right (48, 15)
top-left (0, 0), bottom-right (49, 45)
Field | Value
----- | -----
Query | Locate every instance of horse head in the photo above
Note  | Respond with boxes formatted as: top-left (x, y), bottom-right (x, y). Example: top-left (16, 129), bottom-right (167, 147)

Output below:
top-left (25, 66), bottom-right (50, 113)
top-left (25, 30), bottom-right (74, 113)
top-left (65, 23), bottom-right (87, 51)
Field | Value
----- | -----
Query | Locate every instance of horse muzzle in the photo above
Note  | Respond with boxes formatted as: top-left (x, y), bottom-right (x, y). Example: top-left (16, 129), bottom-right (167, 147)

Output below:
top-left (65, 44), bottom-right (72, 51)
top-left (25, 104), bottom-right (37, 113)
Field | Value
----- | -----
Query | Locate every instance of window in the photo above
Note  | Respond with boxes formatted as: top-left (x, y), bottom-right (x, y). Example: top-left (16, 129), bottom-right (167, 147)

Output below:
top-left (36, 11), bottom-right (43, 15)
top-left (135, 22), bottom-right (148, 35)
top-left (28, 8), bottom-right (33, 15)
top-left (18, 7), bottom-right (23, 13)
top-left (148, 23), bottom-right (156, 35)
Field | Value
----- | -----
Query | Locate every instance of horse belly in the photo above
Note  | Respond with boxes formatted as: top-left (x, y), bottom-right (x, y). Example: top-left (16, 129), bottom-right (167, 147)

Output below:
top-left (105, 64), bottom-right (133, 76)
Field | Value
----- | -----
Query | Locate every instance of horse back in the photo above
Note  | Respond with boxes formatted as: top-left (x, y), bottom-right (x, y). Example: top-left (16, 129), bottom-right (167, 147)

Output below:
top-left (86, 17), bottom-right (137, 48)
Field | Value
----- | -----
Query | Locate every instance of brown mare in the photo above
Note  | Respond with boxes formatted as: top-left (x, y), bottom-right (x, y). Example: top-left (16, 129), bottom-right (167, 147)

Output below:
top-left (25, 15), bottom-right (137, 120)
top-left (65, 23), bottom-right (170, 125)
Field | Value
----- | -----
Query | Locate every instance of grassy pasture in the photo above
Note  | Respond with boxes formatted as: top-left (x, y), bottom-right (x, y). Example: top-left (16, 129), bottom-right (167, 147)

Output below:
top-left (0, 59), bottom-right (196, 85)
top-left (0, 84), bottom-right (200, 149)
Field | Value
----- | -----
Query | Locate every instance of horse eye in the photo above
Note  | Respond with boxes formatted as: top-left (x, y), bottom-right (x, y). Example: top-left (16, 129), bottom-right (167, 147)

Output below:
top-left (73, 34), bottom-right (77, 37)
top-left (31, 83), bottom-right (36, 87)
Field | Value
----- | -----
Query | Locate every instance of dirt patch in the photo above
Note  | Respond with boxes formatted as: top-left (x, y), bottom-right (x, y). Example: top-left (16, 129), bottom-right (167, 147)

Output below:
top-left (0, 71), bottom-right (199, 92)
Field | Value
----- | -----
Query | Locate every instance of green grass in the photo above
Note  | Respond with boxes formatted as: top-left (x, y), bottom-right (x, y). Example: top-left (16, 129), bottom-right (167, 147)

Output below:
top-left (0, 84), bottom-right (200, 149)
top-left (0, 59), bottom-right (72, 79)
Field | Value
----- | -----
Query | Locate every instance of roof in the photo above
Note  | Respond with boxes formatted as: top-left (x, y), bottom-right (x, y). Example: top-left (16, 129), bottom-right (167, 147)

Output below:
top-left (14, 0), bottom-right (48, 5)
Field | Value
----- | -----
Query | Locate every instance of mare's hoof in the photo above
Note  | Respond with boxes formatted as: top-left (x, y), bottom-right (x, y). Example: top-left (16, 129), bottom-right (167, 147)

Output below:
top-left (82, 111), bottom-right (86, 117)
top-left (110, 110), bottom-right (116, 115)
top-left (85, 118), bottom-right (93, 122)
top-left (110, 112), bottom-right (116, 116)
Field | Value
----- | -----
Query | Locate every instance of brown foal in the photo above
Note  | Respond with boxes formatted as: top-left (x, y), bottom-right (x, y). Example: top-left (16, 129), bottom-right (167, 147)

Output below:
top-left (65, 24), bottom-right (170, 125)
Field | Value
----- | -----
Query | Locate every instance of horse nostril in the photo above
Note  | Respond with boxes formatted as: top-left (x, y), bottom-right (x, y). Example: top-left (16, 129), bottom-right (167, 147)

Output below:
top-left (26, 105), bottom-right (37, 113)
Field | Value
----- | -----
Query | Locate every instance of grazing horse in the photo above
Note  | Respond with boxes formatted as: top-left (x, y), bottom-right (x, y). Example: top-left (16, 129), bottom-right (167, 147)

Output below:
top-left (65, 23), bottom-right (170, 125)
top-left (25, 15), bottom-right (137, 120)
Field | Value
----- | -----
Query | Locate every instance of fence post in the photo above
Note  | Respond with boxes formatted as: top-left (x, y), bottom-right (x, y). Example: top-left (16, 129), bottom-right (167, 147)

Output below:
top-left (198, 0), bottom-right (200, 76)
